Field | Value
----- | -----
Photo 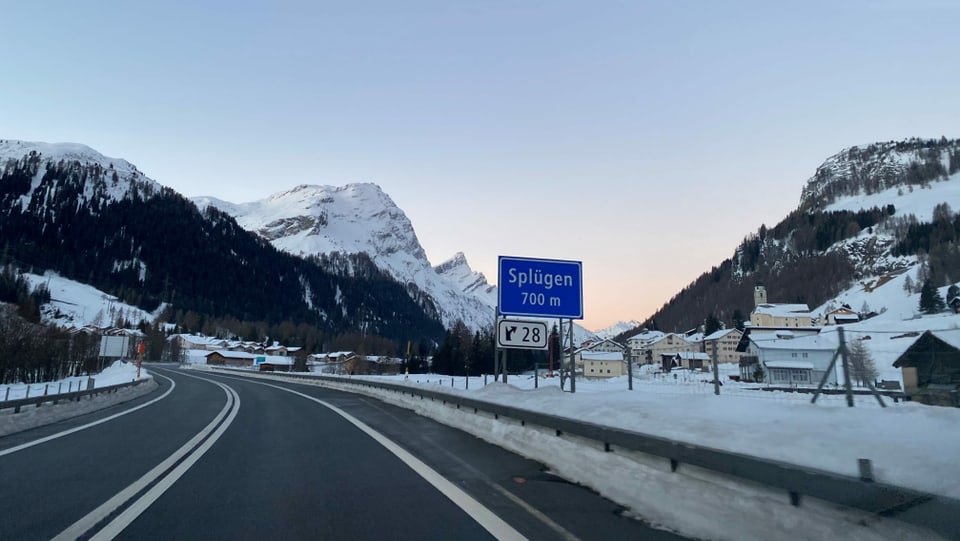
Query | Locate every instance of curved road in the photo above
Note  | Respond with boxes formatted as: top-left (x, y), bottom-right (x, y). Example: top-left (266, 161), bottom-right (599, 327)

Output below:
top-left (0, 366), bottom-right (687, 540)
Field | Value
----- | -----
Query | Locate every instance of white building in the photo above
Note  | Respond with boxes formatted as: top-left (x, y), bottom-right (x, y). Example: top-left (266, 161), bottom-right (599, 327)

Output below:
top-left (743, 331), bottom-right (837, 386)
top-left (580, 351), bottom-right (626, 378)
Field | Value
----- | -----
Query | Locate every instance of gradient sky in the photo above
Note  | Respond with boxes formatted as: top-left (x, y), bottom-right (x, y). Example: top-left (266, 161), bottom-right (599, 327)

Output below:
top-left (4, 1), bottom-right (959, 331)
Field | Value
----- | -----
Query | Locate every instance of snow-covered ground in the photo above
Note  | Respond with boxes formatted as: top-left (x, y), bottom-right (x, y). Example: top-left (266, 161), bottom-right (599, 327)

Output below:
top-left (0, 361), bottom-right (154, 437)
top-left (21, 271), bottom-right (164, 328)
top-left (335, 366), bottom-right (960, 502)
top-left (0, 360), bottom-right (148, 401)
top-left (193, 364), bottom-right (947, 540)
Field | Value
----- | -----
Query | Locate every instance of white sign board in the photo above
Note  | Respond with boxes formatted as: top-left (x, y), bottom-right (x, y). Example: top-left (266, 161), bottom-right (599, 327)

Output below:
top-left (99, 335), bottom-right (131, 358)
top-left (497, 319), bottom-right (548, 350)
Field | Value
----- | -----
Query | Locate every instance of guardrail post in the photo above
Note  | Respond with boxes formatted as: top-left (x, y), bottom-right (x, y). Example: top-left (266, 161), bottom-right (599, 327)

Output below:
top-left (3, 387), bottom-right (8, 401)
top-left (858, 458), bottom-right (874, 482)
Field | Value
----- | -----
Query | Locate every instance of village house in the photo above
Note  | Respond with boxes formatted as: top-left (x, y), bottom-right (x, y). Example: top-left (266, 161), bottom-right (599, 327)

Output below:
top-left (823, 307), bottom-right (861, 325)
top-left (308, 351), bottom-right (358, 374)
top-left (643, 333), bottom-right (699, 366)
top-left (581, 338), bottom-right (627, 354)
top-left (701, 328), bottom-right (744, 364)
top-left (204, 350), bottom-right (260, 368)
top-left (740, 330), bottom-right (836, 385)
top-left (581, 351), bottom-right (626, 378)
top-left (660, 351), bottom-right (712, 371)
top-left (893, 330), bottom-right (960, 407)
top-left (170, 333), bottom-right (228, 352)
top-left (625, 329), bottom-right (667, 365)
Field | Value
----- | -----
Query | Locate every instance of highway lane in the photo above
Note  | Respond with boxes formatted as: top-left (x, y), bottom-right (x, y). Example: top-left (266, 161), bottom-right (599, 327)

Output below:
top-left (1, 367), bottom-right (688, 540)
top-left (120, 368), bottom-right (686, 540)
top-left (0, 370), bottom-right (231, 540)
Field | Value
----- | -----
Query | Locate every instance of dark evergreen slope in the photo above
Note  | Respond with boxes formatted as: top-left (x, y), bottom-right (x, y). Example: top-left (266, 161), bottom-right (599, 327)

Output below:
top-left (623, 137), bottom-right (960, 338)
top-left (0, 150), bottom-right (445, 347)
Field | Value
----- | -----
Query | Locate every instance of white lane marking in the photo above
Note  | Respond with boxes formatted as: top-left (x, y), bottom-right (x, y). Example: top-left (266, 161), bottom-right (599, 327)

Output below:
top-left (0, 374), bottom-right (175, 457)
top-left (90, 382), bottom-right (241, 540)
top-left (211, 375), bottom-right (527, 541)
top-left (359, 398), bottom-right (580, 541)
top-left (51, 373), bottom-right (239, 541)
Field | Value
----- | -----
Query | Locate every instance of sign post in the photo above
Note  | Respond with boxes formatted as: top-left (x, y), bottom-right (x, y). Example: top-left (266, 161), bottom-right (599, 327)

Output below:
top-left (498, 256), bottom-right (583, 392)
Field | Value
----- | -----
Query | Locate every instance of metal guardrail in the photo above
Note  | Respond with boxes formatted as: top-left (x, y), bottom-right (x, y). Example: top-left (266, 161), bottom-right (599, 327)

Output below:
top-left (0, 379), bottom-right (146, 414)
top-left (259, 370), bottom-right (960, 539)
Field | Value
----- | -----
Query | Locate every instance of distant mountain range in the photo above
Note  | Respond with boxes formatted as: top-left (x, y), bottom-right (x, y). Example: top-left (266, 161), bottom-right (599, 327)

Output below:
top-left (3, 137), bottom-right (957, 352)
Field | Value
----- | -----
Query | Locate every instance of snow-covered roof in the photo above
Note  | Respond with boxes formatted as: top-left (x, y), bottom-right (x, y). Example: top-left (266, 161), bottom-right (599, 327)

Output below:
top-left (581, 352), bottom-right (624, 362)
top-left (750, 333), bottom-right (837, 351)
top-left (204, 350), bottom-right (259, 359)
top-left (703, 328), bottom-right (740, 341)
top-left (625, 330), bottom-right (666, 344)
top-left (765, 360), bottom-right (815, 370)
top-left (673, 352), bottom-right (710, 360)
top-left (753, 304), bottom-right (813, 317)
top-left (647, 333), bottom-right (690, 346)
top-left (174, 334), bottom-right (226, 347)
top-left (931, 329), bottom-right (960, 350)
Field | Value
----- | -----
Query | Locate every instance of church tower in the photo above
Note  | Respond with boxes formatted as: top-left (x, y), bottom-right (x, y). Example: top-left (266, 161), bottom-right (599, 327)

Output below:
top-left (754, 285), bottom-right (767, 307)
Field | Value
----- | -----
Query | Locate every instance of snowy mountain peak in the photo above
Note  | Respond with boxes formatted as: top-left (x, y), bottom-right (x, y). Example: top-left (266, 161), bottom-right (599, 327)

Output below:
top-left (194, 183), bottom-right (501, 329)
top-left (197, 182), bottom-right (428, 261)
top-left (800, 137), bottom-right (960, 212)
top-left (593, 320), bottom-right (642, 340)
top-left (0, 139), bottom-right (160, 209)
top-left (434, 252), bottom-right (496, 301)
top-left (0, 139), bottom-right (145, 180)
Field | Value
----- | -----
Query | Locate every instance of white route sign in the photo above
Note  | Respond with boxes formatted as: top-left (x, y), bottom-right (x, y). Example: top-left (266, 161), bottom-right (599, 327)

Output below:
top-left (497, 319), bottom-right (548, 350)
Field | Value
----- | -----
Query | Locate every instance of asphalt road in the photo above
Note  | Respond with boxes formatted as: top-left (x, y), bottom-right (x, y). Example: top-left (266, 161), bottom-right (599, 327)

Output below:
top-left (0, 366), bottom-right (688, 541)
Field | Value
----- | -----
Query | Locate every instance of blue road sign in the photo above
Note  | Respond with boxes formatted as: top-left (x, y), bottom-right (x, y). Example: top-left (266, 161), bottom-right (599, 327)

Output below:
top-left (498, 256), bottom-right (583, 319)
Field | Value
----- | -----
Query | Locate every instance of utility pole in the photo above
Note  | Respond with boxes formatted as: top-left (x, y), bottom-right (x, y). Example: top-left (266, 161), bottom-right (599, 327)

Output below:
top-left (568, 319), bottom-right (576, 393)
top-left (627, 342), bottom-right (633, 391)
top-left (839, 326), bottom-right (854, 407)
top-left (493, 305), bottom-right (500, 383)
top-left (712, 340), bottom-right (720, 396)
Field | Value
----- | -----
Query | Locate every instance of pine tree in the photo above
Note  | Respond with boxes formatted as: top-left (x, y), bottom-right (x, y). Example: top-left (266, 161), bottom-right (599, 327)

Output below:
top-left (918, 279), bottom-right (946, 313)
top-left (731, 309), bottom-right (746, 331)
top-left (704, 313), bottom-right (722, 336)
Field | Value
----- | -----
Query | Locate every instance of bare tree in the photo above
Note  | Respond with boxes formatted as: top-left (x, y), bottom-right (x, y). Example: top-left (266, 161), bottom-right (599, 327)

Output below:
top-left (847, 339), bottom-right (879, 387)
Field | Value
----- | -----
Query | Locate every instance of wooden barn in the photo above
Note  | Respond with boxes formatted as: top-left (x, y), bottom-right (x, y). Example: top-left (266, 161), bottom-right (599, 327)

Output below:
top-left (893, 330), bottom-right (960, 407)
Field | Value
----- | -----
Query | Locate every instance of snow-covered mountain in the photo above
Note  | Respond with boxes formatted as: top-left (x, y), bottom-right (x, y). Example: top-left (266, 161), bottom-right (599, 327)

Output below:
top-left (195, 184), bottom-right (599, 342)
top-left (434, 252), bottom-right (497, 302)
top-left (593, 320), bottom-right (642, 340)
top-left (633, 137), bottom-right (960, 336)
top-left (2, 140), bottom-right (448, 341)
top-left (0, 139), bottom-right (159, 207)
top-left (193, 183), bottom-right (497, 330)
